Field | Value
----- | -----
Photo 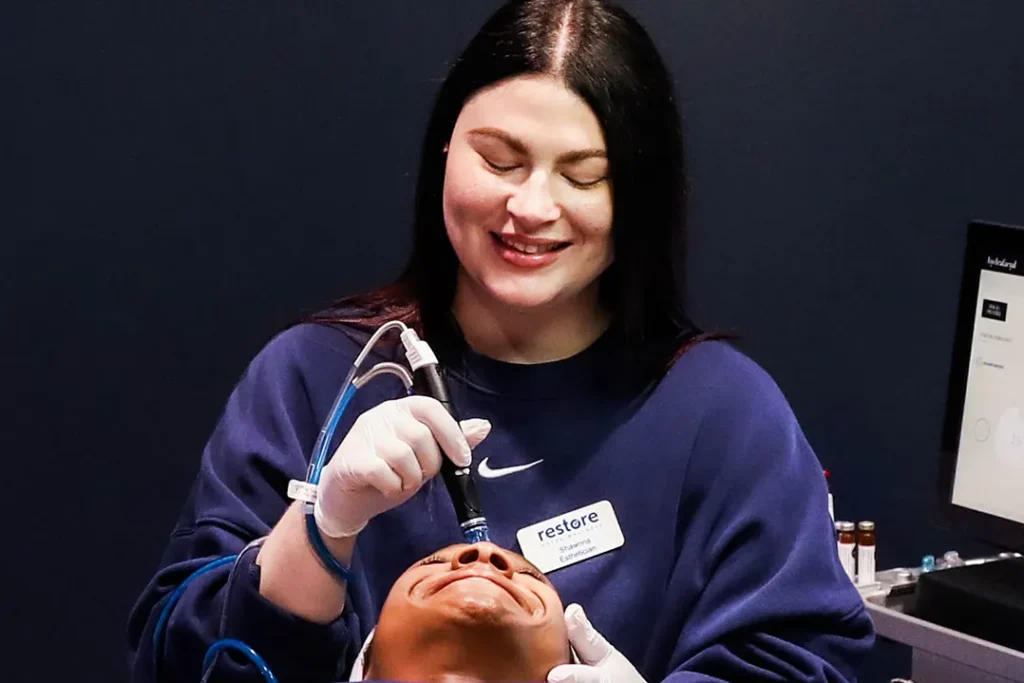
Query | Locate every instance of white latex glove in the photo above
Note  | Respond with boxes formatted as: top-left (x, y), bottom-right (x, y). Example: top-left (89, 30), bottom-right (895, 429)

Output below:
top-left (314, 395), bottom-right (492, 538)
top-left (548, 604), bottom-right (647, 683)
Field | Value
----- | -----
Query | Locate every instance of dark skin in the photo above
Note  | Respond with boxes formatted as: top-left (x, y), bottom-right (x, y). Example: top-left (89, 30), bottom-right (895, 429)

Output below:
top-left (367, 542), bottom-right (571, 683)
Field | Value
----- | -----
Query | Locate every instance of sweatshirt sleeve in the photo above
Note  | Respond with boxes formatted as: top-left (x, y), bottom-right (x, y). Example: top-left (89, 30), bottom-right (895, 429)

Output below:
top-left (659, 349), bottom-right (875, 682)
top-left (126, 326), bottom-right (363, 683)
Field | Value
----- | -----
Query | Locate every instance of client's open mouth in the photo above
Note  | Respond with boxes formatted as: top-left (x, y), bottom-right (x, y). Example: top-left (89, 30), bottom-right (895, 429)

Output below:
top-left (490, 232), bottom-right (571, 255)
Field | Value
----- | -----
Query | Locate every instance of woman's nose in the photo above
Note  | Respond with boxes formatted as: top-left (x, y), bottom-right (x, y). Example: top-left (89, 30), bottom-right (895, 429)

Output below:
top-left (451, 542), bottom-right (514, 577)
top-left (506, 172), bottom-right (560, 227)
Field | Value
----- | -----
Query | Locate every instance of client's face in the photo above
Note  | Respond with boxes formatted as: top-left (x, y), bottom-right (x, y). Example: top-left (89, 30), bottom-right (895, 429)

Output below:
top-left (368, 542), bottom-right (569, 683)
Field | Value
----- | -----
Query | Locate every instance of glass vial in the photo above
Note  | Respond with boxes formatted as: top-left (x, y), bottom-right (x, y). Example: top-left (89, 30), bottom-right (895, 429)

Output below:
top-left (836, 521), bottom-right (856, 581)
top-left (856, 521), bottom-right (875, 585)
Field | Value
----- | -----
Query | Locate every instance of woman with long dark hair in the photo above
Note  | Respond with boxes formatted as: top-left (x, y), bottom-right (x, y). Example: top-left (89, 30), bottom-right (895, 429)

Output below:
top-left (129, 2), bottom-right (874, 681)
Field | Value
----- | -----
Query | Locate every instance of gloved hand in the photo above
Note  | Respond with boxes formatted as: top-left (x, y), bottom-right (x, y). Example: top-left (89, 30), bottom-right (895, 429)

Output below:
top-left (548, 603), bottom-right (647, 683)
top-left (314, 395), bottom-right (491, 538)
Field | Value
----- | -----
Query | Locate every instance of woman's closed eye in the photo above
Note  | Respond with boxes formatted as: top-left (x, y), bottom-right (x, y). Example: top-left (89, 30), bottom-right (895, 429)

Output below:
top-left (480, 153), bottom-right (606, 189)
top-left (561, 158), bottom-right (608, 189)
top-left (562, 174), bottom-right (606, 189)
top-left (483, 156), bottom-right (521, 173)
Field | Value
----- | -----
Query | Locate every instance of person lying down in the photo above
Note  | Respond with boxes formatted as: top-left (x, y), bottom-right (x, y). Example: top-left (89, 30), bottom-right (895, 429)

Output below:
top-left (350, 542), bottom-right (576, 683)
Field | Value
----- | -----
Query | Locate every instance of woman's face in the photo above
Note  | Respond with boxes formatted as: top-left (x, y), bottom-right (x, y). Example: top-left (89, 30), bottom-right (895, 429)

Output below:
top-left (442, 74), bottom-right (614, 313)
top-left (368, 542), bottom-right (570, 682)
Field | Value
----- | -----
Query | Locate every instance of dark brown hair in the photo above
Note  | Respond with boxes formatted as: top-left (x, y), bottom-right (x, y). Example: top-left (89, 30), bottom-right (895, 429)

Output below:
top-left (311, 0), bottom-right (719, 375)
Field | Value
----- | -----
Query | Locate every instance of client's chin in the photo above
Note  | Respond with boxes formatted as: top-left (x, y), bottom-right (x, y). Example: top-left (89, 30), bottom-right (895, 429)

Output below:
top-left (434, 576), bottom-right (528, 626)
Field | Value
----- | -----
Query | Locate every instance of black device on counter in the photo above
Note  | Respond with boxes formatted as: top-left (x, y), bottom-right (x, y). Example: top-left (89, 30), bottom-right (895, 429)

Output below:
top-left (929, 220), bottom-right (1024, 650)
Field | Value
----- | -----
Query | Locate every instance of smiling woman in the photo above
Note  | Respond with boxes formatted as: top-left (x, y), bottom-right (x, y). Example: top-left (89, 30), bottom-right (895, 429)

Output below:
top-left (356, 543), bottom-right (570, 683)
top-left (443, 75), bottom-right (615, 335)
top-left (128, 2), bottom-right (874, 682)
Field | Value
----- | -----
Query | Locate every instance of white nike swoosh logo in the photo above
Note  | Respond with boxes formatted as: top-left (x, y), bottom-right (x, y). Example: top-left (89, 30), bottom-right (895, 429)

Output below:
top-left (477, 457), bottom-right (544, 479)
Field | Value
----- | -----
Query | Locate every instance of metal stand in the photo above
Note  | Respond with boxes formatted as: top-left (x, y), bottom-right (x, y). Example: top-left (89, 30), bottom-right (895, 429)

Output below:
top-left (861, 555), bottom-right (1024, 683)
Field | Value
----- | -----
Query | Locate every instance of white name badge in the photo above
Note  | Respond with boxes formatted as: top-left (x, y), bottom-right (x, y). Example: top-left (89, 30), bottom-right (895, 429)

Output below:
top-left (516, 500), bottom-right (625, 573)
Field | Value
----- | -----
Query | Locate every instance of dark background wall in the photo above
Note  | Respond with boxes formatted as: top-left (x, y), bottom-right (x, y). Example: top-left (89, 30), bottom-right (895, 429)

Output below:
top-left (6, 1), bottom-right (1024, 682)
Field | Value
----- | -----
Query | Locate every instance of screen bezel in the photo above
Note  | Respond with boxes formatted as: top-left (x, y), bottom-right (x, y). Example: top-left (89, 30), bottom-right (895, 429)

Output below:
top-left (938, 220), bottom-right (1024, 553)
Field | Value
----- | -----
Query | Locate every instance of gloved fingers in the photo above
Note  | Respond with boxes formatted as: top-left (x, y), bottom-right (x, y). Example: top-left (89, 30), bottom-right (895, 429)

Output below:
top-left (460, 418), bottom-right (492, 449)
top-left (379, 438), bottom-right (428, 492)
top-left (351, 451), bottom-right (405, 498)
top-left (400, 395), bottom-right (473, 467)
top-left (390, 418), bottom-right (439, 484)
top-left (547, 664), bottom-right (607, 683)
top-left (563, 604), bottom-right (613, 666)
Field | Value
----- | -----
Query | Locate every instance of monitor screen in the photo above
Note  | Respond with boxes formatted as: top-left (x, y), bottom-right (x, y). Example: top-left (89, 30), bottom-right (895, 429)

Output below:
top-left (951, 258), bottom-right (1024, 523)
top-left (940, 221), bottom-right (1024, 551)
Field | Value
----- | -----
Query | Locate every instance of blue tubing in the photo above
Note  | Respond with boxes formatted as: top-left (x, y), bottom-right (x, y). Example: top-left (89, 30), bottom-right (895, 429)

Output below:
top-left (203, 638), bottom-right (279, 683)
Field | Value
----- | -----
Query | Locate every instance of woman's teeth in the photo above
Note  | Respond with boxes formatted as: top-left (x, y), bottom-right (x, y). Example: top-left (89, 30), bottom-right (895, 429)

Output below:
top-left (496, 235), bottom-right (564, 254)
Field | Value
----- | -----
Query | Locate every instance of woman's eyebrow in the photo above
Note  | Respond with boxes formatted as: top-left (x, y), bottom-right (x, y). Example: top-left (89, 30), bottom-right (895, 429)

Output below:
top-left (467, 127), bottom-right (606, 164)
top-left (468, 127), bottom-right (528, 154)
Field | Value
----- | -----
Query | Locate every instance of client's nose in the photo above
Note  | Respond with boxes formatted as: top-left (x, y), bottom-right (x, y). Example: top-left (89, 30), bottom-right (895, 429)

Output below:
top-left (451, 542), bottom-right (514, 577)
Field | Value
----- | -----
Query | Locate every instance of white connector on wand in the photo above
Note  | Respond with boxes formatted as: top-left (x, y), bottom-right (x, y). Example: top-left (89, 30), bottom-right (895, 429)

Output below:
top-left (400, 328), bottom-right (439, 371)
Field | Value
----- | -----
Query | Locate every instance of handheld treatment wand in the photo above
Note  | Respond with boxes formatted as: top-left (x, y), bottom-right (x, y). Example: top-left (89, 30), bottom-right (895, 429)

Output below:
top-left (401, 329), bottom-right (492, 544)
top-left (156, 320), bottom-right (493, 683)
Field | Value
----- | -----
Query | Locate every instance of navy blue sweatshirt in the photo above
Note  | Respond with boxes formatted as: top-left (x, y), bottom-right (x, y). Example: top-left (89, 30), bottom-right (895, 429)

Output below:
top-left (127, 321), bottom-right (874, 683)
